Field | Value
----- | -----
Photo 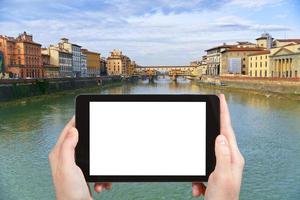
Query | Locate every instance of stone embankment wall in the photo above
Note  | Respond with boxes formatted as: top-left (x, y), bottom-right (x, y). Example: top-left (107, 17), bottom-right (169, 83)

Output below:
top-left (220, 76), bottom-right (300, 95)
top-left (0, 76), bottom-right (122, 101)
top-left (200, 75), bottom-right (300, 95)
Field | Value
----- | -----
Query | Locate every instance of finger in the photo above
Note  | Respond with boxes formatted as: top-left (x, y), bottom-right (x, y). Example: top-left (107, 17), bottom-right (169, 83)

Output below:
top-left (60, 127), bottom-right (78, 166)
top-left (214, 135), bottom-right (231, 173)
top-left (94, 183), bottom-right (112, 193)
top-left (219, 94), bottom-right (238, 149)
top-left (56, 116), bottom-right (75, 149)
top-left (94, 184), bottom-right (103, 193)
top-left (103, 182), bottom-right (112, 190)
top-left (192, 183), bottom-right (206, 197)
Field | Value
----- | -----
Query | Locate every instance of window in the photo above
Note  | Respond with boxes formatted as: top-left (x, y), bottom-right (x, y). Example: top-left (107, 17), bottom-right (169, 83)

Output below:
top-left (265, 71), bottom-right (267, 77)
top-left (250, 70), bottom-right (252, 76)
top-left (260, 70), bottom-right (262, 77)
top-left (255, 71), bottom-right (257, 77)
top-left (295, 70), bottom-right (298, 78)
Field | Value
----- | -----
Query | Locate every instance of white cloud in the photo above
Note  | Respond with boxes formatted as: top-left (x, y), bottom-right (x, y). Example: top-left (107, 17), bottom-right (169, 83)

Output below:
top-left (0, 0), bottom-right (298, 65)
top-left (229, 0), bottom-right (284, 8)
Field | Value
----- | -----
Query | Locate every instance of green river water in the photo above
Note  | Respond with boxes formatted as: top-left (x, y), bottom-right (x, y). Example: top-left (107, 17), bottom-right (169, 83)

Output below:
top-left (0, 78), bottom-right (300, 200)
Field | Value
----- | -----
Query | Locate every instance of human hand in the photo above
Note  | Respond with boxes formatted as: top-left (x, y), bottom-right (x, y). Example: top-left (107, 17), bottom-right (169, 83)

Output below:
top-left (192, 94), bottom-right (245, 200)
top-left (49, 116), bottom-right (112, 200)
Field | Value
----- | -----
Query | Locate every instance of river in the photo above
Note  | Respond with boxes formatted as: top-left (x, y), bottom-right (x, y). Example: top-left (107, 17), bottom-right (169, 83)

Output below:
top-left (0, 78), bottom-right (300, 200)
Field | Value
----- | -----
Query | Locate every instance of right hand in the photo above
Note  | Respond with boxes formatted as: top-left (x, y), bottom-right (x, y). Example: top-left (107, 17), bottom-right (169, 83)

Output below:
top-left (192, 94), bottom-right (245, 200)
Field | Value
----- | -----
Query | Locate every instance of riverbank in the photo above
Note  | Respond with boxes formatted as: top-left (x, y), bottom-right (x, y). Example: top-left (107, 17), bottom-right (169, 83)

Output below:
top-left (0, 76), bottom-right (123, 102)
top-left (197, 76), bottom-right (300, 101)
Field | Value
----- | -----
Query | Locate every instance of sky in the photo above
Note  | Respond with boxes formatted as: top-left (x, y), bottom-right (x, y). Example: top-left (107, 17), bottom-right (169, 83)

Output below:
top-left (0, 0), bottom-right (299, 65)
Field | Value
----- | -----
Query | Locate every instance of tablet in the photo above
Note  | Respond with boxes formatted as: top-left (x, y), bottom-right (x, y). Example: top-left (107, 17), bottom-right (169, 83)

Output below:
top-left (75, 94), bottom-right (220, 182)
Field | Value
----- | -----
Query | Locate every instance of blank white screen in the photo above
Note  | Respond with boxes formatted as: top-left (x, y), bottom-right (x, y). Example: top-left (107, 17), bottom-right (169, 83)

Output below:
top-left (89, 102), bottom-right (206, 176)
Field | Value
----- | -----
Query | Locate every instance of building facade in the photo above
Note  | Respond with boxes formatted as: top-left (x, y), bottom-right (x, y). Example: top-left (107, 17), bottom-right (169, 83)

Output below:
top-left (60, 38), bottom-right (81, 77)
top-left (107, 49), bottom-right (132, 76)
top-left (42, 45), bottom-right (73, 77)
top-left (269, 44), bottom-right (300, 78)
top-left (100, 57), bottom-right (107, 76)
top-left (81, 49), bottom-right (100, 77)
top-left (248, 50), bottom-right (270, 77)
top-left (205, 44), bottom-right (235, 76)
top-left (0, 32), bottom-right (43, 78)
top-left (42, 53), bottom-right (60, 78)
top-left (221, 46), bottom-right (265, 75)
top-left (80, 53), bottom-right (87, 77)
top-left (256, 33), bottom-right (273, 49)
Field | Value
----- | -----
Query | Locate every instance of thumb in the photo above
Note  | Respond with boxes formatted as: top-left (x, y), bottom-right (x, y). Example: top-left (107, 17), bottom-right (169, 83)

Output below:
top-left (60, 127), bottom-right (79, 166)
top-left (214, 135), bottom-right (231, 173)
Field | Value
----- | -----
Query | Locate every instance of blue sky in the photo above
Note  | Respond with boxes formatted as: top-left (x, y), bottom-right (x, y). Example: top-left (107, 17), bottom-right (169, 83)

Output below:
top-left (0, 0), bottom-right (299, 65)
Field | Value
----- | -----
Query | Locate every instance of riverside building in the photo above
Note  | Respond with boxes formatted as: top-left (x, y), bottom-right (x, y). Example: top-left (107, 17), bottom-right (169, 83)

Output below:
top-left (41, 52), bottom-right (60, 78)
top-left (269, 43), bottom-right (300, 78)
top-left (248, 50), bottom-right (270, 77)
top-left (59, 38), bottom-right (82, 77)
top-left (0, 32), bottom-right (43, 78)
top-left (80, 53), bottom-right (87, 77)
top-left (81, 49), bottom-right (100, 77)
top-left (42, 45), bottom-right (73, 77)
top-left (107, 49), bottom-right (132, 76)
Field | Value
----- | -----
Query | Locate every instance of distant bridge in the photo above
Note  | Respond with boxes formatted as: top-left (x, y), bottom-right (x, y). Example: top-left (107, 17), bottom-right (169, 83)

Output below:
top-left (134, 65), bottom-right (196, 81)
top-left (136, 65), bottom-right (196, 72)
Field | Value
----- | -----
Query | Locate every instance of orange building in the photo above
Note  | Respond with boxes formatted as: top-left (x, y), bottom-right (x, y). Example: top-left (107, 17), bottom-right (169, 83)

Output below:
top-left (0, 32), bottom-right (43, 78)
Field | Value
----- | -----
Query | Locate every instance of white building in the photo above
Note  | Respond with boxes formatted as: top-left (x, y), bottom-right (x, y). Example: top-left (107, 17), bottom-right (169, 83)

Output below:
top-left (60, 38), bottom-right (82, 77)
top-left (80, 53), bottom-right (87, 77)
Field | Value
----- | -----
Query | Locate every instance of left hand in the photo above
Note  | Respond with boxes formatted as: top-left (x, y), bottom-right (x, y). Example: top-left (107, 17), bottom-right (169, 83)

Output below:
top-left (49, 116), bottom-right (112, 200)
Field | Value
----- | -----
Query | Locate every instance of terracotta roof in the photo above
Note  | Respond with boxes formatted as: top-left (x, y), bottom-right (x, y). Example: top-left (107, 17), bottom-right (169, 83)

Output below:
top-left (248, 50), bottom-right (270, 56)
top-left (224, 47), bottom-right (265, 52)
top-left (275, 39), bottom-right (300, 44)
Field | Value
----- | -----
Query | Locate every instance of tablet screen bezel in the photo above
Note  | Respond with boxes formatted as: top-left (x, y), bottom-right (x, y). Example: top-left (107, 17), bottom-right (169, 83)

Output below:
top-left (75, 94), bottom-right (220, 182)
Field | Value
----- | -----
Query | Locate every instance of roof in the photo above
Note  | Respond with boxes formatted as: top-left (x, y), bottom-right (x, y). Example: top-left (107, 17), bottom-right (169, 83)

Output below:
top-left (72, 43), bottom-right (81, 47)
top-left (81, 49), bottom-right (100, 55)
top-left (275, 39), bottom-right (300, 44)
top-left (248, 50), bottom-right (270, 56)
top-left (205, 44), bottom-right (236, 52)
top-left (237, 41), bottom-right (255, 45)
top-left (223, 47), bottom-right (265, 52)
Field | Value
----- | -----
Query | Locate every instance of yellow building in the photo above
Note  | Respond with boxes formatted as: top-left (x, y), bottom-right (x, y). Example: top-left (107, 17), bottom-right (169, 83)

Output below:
top-left (128, 61), bottom-right (137, 76)
top-left (107, 49), bottom-right (131, 76)
top-left (248, 50), bottom-right (270, 77)
top-left (269, 43), bottom-right (300, 78)
top-left (81, 49), bottom-right (100, 77)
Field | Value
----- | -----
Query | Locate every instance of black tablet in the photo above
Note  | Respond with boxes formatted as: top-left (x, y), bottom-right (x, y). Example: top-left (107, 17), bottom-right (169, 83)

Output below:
top-left (75, 94), bottom-right (220, 182)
